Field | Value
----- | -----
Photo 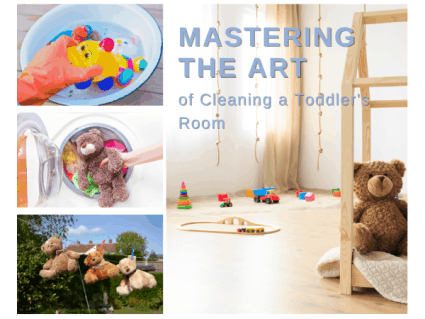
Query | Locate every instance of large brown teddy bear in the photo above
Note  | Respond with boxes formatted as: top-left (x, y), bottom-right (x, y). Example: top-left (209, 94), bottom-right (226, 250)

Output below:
top-left (351, 159), bottom-right (407, 256)
top-left (40, 235), bottom-right (80, 279)
top-left (83, 249), bottom-right (120, 284)
top-left (76, 129), bottom-right (129, 207)
top-left (116, 255), bottom-right (157, 296)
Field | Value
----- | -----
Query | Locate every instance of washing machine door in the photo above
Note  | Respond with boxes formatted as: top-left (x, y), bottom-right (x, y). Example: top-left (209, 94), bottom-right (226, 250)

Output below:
top-left (17, 113), bottom-right (63, 207)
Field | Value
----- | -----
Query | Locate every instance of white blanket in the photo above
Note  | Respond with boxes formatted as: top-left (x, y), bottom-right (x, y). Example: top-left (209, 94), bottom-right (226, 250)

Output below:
top-left (317, 247), bottom-right (407, 304)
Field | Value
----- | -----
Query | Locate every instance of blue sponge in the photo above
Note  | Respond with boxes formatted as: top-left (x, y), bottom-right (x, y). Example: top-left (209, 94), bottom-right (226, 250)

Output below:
top-left (299, 192), bottom-right (307, 200)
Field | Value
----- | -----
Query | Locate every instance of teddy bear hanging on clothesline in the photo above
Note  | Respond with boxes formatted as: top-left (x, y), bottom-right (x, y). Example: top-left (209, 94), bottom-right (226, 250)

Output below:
top-left (40, 233), bottom-right (80, 279)
top-left (84, 241), bottom-right (119, 284)
top-left (116, 253), bottom-right (157, 296)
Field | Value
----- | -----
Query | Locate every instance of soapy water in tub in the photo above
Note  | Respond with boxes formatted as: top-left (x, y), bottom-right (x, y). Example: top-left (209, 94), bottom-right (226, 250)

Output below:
top-left (52, 21), bottom-right (146, 100)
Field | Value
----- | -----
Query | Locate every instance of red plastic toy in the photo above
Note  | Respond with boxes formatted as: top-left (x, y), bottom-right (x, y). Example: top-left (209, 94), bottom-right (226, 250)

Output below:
top-left (99, 38), bottom-right (115, 52)
top-left (296, 190), bottom-right (304, 198)
top-left (333, 190), bottom-right (341, 197)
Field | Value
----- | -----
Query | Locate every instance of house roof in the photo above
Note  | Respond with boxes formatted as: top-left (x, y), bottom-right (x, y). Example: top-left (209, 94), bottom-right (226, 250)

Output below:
top-left (67, 243), bottom-right (117, 254)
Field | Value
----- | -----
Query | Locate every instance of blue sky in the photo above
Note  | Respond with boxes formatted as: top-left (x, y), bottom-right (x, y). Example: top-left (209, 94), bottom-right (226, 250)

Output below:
top-left (64, 215), bottom-right (163, 254)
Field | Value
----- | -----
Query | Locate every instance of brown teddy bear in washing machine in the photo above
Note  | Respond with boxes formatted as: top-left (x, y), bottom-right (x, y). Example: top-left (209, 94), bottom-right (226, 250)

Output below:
top-left (349, 159), bottom-right (407, 256)
top-left (76, 129), bottom-right (129, 207)
top-left (116, 255), bottom-right (157, 296)
top-left (84, 249), bottom-right (120, 284)
top-left (40, 235), bottom-right (81, 279)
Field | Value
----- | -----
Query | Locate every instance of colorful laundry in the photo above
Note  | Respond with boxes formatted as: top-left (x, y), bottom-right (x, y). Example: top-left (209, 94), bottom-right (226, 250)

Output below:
top-left (63, 142), bottom-right (77, 164)
top-left (72, 172), bottom-right (100, 197)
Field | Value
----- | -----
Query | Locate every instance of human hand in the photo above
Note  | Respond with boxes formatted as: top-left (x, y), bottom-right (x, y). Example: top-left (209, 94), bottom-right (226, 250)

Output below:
top-left (99, 141), bottom-right (163, 168)
top-left (99, 152), bottom-right (131, 169)
top-left (17, 35), bottom-right (103, 105)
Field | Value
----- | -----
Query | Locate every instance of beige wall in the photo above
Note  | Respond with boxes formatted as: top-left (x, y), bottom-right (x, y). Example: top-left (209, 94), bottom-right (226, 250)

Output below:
top-left (299, 4), bottom-right (407, 192)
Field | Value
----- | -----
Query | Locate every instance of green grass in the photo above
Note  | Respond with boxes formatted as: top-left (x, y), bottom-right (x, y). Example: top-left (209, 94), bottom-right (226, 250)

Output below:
top-left (113, 307), bottom-right (162, 314)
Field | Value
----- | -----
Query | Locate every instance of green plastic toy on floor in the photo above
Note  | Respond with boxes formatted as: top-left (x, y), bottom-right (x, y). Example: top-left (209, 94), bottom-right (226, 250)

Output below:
top-left (72, 172), bottom-right (100, 197)
top-left (177, 181), bottom-right (192, 209)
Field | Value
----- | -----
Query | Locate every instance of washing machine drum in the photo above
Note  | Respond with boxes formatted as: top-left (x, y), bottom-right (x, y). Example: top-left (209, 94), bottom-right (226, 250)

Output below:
top-left (60, 123), bottom-right (133, 200)
top-left (17, 113), bottom-right (62, 207)
top-left (17, 113), bottom-right (134, 207)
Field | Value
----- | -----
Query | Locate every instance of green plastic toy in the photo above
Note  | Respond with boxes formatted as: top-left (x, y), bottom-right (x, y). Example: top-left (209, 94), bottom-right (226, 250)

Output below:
top-left (72, 172), bottom-right (100, 197)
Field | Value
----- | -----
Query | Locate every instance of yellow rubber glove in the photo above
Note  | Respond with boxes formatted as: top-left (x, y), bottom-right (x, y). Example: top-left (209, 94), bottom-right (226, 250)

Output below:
top-left (18, 35), bottom-right (103, 105)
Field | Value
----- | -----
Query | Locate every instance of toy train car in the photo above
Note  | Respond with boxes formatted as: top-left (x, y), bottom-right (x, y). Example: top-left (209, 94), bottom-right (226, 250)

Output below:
top-left (237, 227), bottom-right (265, 233)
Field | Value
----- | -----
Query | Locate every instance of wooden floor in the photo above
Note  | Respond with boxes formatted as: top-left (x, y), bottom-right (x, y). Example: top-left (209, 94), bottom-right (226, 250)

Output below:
top-left (166, 193), bottom-right (408, 314)
top-left (17, 4), bottom-right (163, 106)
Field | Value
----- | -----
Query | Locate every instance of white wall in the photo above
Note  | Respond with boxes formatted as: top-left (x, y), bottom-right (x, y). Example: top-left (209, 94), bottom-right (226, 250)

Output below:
top-left (299, 4), bottom-right (408, 193)
top-left (166, 4), bottom-right (408, 198)
top-left (166, 5), bottom-right (268, 199)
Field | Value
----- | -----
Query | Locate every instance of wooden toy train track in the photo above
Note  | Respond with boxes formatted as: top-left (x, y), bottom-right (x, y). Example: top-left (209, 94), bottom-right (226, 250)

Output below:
top-left (176, 216), bottom-right (280, 235)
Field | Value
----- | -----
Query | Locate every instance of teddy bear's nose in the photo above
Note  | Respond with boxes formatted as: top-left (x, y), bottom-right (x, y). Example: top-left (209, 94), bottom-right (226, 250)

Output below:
top-left (378, 176), bottom-right (385, 182)
top-left (82, 143), bottom-right (87, 148)
top-left (92, 258), bottom-right (95, 261)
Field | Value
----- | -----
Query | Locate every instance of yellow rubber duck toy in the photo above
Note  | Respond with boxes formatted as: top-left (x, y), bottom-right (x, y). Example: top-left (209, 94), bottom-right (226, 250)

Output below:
top-left (67, 38), bottom-right (147, 91)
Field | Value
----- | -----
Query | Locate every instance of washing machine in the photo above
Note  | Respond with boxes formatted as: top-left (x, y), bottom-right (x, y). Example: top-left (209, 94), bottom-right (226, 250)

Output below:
top-left (17, 112), bottom-right (163, 208)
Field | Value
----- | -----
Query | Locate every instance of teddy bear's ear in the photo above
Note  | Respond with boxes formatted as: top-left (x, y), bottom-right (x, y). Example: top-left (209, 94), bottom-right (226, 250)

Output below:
top-left (354, 162), bottom-right (363, 174)
top-left (390, 159), bottom-right (406, 177)
top-left (89, 129), bottom-right (102, 137)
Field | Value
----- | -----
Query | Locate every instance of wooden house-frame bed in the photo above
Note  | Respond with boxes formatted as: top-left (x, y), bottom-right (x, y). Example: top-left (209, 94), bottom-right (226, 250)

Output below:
top-left (340, 9), bottom-right (407, 294)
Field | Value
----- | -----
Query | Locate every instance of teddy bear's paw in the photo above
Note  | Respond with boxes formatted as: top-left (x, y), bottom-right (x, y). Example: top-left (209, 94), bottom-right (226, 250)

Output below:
top-left (140, 272), bottom-right (157, 289)
top-left (116, 286), bottom-right (131, 296)
top-left (109, 266), bottom-right (120, 279)
top-left (397, 235), bottom-right (408, 256)
top-left (98, 195), bottom-right (115, 208)
top-left (113, 187), bottom-right (129, 202)
top-left (84, 274), bottom-right (98, 284)
top-left (40, 269), bottom-right (56, 279)
top-left (85, 277), bottom-right (97, 284)
top-left (353, 223), bottom-right (377, 254)
top-left (68, 259), bottom-right (78, 272)
top-left (79, 179), bottom-right (90, 191)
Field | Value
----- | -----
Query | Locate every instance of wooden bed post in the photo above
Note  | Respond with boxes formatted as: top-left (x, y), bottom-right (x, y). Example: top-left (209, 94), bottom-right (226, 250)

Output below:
top-left (340, 8), bottom-right (407, 295)
top-left (359, 28), bottom-right (371, 162)
top-left (340, 12), bottom-right (364, 295)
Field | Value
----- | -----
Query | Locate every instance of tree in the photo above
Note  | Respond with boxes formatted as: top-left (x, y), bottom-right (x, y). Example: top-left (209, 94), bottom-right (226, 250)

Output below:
top-left (148, 250), bottom-right (158, 261)
top-left (115, 231), bottom-right (148, 258)
top-left (17, 215), bottom-right (76, 246)
top-left (17, 215), bottom-right (77, 313)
